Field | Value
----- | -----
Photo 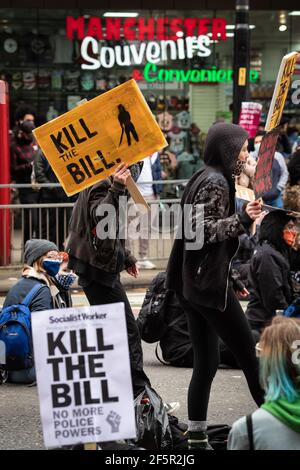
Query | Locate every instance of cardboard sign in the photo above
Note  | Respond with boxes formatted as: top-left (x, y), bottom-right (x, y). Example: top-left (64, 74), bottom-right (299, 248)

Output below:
top-left (265, 51), bottom-right (298, 132)
top-left (235, 184), bottom-right (255, 202)
top-left (238, 102), bottom-right (262, 139)
top-left (33, 79), bottom-right (167, 196)
top-left (31, 303), bottom-right (136, 449)
top-left (253, 128), bottom-right (279, 198)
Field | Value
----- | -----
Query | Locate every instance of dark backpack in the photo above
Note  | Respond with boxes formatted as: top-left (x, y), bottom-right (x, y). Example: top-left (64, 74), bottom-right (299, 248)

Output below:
top-left (137, 272), bottom-right (193, 366)
top-left (0, 283), bottom-right (44, 371)
top-left (136, 272), bottom-right (169, 343)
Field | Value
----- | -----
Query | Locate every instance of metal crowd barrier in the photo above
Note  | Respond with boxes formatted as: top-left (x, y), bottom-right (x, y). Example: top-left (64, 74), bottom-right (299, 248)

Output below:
top-left (0, 181), bottom-right (187, 267)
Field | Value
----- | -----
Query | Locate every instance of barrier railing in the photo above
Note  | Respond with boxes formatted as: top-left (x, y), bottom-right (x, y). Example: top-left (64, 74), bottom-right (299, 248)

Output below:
top-left (0, 181), bottom-right (186, 267)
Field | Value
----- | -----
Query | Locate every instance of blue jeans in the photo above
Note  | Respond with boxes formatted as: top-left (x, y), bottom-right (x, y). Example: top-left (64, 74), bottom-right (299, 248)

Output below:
top-left (267, 195), bottom-right (283, 208)
top-left (8, 366), bottom-right (36, 384)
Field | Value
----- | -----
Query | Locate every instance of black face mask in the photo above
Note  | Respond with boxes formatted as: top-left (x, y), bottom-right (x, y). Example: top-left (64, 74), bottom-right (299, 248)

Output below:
top-left (129, 162), bottom-right (143, 182)
top-left (232, 159), bottom-right (246, 178)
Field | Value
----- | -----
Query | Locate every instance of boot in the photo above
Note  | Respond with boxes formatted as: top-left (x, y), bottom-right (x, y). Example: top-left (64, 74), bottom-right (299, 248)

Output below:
top-left (186, 431), bottom-right (213, 450)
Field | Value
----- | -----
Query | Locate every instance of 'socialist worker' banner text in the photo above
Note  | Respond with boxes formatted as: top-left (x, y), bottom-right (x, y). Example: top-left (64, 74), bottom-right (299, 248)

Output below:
top-left (33, 79), bottom-right (167, 196)
top-left (31, 303), bottom-right (136, 449)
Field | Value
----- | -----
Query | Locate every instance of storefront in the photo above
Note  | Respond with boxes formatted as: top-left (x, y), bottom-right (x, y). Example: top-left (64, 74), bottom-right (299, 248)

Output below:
top-left (0, 6), bottom-right (300, 143)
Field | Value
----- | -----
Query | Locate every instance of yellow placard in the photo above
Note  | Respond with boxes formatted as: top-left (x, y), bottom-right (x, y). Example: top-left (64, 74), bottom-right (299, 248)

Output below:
top-left (238, 67), bottom-right (247, 86)
top-left (33, 79), bottom-right (167, 196)
top-left (265, 51), bottom-right (298, 132)
top-left (235, 184), bottom-right (255, 202)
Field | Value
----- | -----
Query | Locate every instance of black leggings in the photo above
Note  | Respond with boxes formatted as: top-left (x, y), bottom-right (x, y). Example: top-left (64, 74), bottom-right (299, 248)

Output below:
top-left (83, 280), bottom-right (151, 398)
top-left (179, 288), bottom-right (264, 421)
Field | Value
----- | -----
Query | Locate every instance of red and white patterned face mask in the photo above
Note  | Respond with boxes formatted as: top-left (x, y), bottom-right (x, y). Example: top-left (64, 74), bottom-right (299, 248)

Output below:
top-left (232, 159), bottom-right (246, 177)
top-left (283, 229), bottom-right (297, 247)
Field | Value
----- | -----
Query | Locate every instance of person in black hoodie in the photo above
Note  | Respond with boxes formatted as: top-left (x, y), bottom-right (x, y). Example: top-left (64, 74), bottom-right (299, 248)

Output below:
top-left (246, 210), bottom-right (300, 335)
top-left (67, 163), bottom-right (151, 398)
top-left (166, 122), bottom-right (264, 449)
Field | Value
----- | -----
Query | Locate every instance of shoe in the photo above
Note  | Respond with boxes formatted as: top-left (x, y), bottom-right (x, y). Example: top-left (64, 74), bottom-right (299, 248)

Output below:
top-left (136, 259), bottom-right (156, 270)
top-left (164, 401), bottom-right (180, 415)
top-left (186, 431), bottom-right (213, 450)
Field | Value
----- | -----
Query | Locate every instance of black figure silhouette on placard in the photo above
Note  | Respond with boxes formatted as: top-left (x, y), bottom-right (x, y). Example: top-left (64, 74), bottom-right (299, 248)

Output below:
top-left (118, 104), bottom-right (139, 147)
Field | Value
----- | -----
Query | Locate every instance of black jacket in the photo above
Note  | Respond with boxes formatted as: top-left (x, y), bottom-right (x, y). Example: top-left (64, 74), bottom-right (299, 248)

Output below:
top-left (3, 277), bottom-right (52, 312)
top-left (246, 210), bottom-right (300, 328)
top-left (34, 150), bottom-right (70, 203)
top-left (67, 178), bottom-right (136, 275)
top-left (166, 123), bottom-right (252, 311)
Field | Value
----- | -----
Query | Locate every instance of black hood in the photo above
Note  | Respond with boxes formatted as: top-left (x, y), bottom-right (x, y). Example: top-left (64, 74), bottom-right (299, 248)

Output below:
top-left (259, 210), bottom-right (296, 253)
top-left (203, 123), bottom-right (249, 177)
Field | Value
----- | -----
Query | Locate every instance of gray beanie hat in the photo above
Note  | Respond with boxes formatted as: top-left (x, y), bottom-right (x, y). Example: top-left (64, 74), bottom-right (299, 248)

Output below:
top-left (24, 239), bottom-right (59, 266)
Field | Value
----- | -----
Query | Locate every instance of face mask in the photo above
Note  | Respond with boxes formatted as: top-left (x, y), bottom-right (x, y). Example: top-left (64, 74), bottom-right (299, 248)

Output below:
top-left (232, 159), bottom-right (246, 177)
top-left (283, 229), bottom-right (297, 247)
top-left (254, 142), bottom-right (261, 153)
top-left (42, 259), bottom-right (61, 277)
top-left (55, 272), bottom-right (77, 290)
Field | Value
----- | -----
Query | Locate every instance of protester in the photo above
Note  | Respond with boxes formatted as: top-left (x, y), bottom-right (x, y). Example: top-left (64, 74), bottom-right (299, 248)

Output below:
top-left (34, 149), bottom-right (73, 249)
top-left (228, 316), bottom-right (300, 450)
top-left (166, 122), bottom-right (264, 450)
top-left (2, 239), bottom-right (70, 384)
top-left (67, 163), bottom-right (152, 398)
top-left (10, 118), bottom-right (39, 245)
top-left (132, 153), bottom-right (162, 270)
top-left (246, 210), bottom-right (300, 335)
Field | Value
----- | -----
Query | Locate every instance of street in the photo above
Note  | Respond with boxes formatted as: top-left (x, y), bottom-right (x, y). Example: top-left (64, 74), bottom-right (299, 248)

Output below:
top-left (0, 290), bottom-right (256, 450)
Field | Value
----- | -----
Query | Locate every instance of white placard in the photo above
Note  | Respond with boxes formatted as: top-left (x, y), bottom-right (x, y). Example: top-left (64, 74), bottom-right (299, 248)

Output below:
top-left (31, 303), bottom-right (136, 449)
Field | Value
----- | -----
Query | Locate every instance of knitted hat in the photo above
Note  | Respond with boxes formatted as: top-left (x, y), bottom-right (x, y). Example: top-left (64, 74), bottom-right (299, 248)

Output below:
top-left (24, 239), bottom-right (58, 266)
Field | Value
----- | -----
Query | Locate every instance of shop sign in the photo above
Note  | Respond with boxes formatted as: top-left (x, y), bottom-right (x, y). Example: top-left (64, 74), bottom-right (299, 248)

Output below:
top-left (140, 64), bottom-right (260, 84)
top-left (265, 51), bottom-right (298, 132)
top-left (33, 79), bottom-right (167, 197)
top-left (66, 16), bottom-right (228, 70)
top-left (66, 16), bottom-right (227, 41)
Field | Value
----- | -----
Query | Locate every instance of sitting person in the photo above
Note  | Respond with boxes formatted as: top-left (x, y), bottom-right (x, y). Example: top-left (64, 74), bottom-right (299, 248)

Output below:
top-left (228, 316), bottom-right (300, 450)
top-left (246, 211), bottom-right (300, 336)
top-left (2, 239), bottom-right (73, 384)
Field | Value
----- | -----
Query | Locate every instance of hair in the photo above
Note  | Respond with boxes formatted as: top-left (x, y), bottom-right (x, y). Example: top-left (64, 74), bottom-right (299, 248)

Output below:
top-left (14, 105), bottom-right (36, 122)
top-left (259, 316), bottom-right (300, 403)
top-left (255, 130), bottom-right (267, 138)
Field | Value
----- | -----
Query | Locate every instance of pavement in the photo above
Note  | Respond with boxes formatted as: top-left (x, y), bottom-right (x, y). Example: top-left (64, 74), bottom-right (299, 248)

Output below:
top-left (0, 266), bottom-right (163, 295)
top-left (0, 289), bottom-right (253, 450)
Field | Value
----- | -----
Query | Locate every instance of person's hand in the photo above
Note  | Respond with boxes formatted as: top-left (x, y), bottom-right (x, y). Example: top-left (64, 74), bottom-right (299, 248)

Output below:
top-left (127, 264), bottom-right (139, 278)
top-left (245, 200), bottom-right (262, 221)
top-left (255, 210), bottom-right (268, 226)
top-left (113, 163), bottom-right (131, 186)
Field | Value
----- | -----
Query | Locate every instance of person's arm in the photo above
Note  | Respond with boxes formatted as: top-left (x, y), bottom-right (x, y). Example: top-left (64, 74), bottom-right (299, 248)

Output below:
top-left (10, 146), bottom-right (32, 174)
top-left (254, 252), bottom-right (289, 312)
top-left (30, 286), bottom-right (53, 312)
top-left (191, 176), bottom-right (259, 245)
top-left (34, 151), bottom-right (50, 184)
top-left (124, 247), bottom-right (137, 269)
top-left (275, 153), bottom-right (289, 191)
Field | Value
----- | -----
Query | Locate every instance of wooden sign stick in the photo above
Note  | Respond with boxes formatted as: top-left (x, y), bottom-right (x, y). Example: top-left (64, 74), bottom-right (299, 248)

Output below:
top-left (126, 175), bottom-right (150, 212)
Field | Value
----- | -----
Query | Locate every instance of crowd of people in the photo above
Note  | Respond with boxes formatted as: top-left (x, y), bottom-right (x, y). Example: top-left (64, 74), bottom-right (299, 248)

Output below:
top-left (2, 111), bottom-right (300, 450)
